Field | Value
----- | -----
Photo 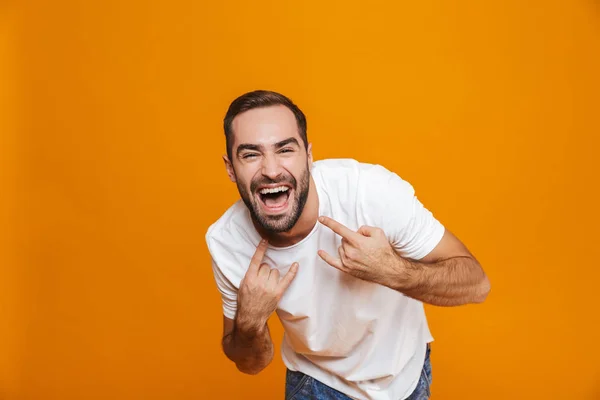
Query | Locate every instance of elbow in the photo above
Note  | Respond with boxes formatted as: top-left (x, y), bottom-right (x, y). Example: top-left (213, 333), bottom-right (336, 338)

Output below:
top-left (234, 354), bottom-right (273, 375)
top-left (472, 275), bottom-right (491, 304)
top-left (225, 348), bottom-right (273, 376)
top-left (236, 364), bottom-right (265, 375)
top-left (236, 365), bottom-right (267, 375)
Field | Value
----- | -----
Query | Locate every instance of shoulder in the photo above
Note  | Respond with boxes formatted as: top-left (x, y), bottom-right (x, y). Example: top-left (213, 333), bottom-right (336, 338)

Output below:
top-left (319, 159), bottom-right (417, 226)
top-left (312, 158), bottom-right (414, 195)
top-left (205, 201), bottom-right (257, 261)
top-left (358, 162), bottom-right (415, 196)
top-left (311, 158), bottom-right (362, 174)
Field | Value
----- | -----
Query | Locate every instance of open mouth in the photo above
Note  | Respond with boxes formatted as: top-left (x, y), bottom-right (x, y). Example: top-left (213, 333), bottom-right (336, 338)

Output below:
top-left (257, 185), bottom-right (292, 214)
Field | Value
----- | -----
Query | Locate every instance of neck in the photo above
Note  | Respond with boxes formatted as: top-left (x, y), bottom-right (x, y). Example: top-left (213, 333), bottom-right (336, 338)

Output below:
top-left (253, 176), bottom-right (319, 248)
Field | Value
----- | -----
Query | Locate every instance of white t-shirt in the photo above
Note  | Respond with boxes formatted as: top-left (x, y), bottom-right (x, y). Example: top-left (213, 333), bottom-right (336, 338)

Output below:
top-left (205, 159), bottom-right (445, 400)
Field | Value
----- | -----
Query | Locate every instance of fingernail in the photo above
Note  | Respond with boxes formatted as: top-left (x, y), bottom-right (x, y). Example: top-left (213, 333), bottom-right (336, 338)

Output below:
top-left (318, 216), bottom-right (324, 223)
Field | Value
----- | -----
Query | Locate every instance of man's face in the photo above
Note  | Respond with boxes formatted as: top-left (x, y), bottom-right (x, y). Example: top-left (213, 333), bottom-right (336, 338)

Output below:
top-left (225, 105), bottom-right (312, 233)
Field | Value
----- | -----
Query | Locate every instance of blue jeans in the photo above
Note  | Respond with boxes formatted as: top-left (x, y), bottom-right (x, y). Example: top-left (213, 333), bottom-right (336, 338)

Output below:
top-left (285, 345), bottom-right (432, 400)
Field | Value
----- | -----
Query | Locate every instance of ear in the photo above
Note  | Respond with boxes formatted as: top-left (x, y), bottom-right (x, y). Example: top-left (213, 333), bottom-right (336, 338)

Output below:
top-left (223, 155), bottom-right (236, 183)
top-left (307, 143), bottom-right (314, 167)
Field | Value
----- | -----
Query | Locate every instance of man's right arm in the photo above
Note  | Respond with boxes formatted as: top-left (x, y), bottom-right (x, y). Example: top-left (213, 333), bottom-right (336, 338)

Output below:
top-left (221, 315), bottom-right (274, 375)
top-left (216, 239), bottom-right (298, 375)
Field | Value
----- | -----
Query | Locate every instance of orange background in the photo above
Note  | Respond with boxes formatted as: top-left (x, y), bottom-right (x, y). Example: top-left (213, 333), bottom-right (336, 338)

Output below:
top-left (2, 0), bottom-right (600, 399)
top-left (1, 3), bottom-right (21, 399)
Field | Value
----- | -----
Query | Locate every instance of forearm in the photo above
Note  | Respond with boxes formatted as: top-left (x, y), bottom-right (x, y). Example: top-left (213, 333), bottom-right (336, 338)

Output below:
top-left (222, 312), bottom-right (274, 375)
top-left (391, 255), bottom-right (490, 306)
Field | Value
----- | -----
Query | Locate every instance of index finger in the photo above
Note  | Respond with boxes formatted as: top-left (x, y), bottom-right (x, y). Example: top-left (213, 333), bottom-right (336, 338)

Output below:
top-left (276, 262), bottom-right (299, 295)
top-left (247, 239), bottom-right (268, 274)
top-left (318, 216), bottom-right (361, 242)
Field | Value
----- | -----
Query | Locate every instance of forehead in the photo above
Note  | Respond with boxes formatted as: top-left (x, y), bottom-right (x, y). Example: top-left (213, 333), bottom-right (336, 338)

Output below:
top-left (231, 105), bottom-right (300, 148)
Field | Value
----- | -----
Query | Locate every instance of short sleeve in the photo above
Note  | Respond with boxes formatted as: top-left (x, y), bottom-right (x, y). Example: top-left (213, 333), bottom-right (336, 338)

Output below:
top-left (210, 256), bottom-right (238, 319)
top-left (358, 164), bottom-right (445, 260)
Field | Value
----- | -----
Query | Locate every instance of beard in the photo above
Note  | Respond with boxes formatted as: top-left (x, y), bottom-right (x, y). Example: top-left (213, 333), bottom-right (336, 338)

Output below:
top-left (236, 164), bottom-right (310, 233)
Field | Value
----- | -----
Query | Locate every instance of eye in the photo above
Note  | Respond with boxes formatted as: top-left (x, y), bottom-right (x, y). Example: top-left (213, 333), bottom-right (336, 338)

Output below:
top-left (242, 153), bottom-right (258, 159)
top-left (278, 148), bottom-right (294, 154)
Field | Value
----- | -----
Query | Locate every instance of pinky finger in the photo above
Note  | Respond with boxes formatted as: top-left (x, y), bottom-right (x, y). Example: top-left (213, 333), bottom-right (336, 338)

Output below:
top-left (318, 250), bottom-right (345, 271)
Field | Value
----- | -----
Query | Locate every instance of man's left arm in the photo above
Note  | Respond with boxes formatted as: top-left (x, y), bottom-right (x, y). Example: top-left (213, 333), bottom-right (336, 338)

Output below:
top-left (392, 228), bottom-right (490, 306)
top-left (317, 217), bottom-right (490, 307)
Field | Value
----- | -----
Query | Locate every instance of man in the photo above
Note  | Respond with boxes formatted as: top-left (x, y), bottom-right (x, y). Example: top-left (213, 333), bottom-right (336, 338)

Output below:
top-left (205, 90), bottom-right (490, 400)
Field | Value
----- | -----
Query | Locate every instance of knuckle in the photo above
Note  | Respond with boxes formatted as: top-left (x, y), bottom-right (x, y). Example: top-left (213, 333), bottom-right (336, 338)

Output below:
top-left (345, 247), bottom-right (356, 259)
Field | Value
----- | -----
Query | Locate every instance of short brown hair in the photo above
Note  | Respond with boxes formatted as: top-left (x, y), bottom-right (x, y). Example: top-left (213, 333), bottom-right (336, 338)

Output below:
top-left (223, 90), bottom-right (308, 160)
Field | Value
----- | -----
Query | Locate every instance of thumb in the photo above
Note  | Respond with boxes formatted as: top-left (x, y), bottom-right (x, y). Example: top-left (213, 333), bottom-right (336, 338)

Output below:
top-left (357, 225), bottom-right (379, 237)
top-left (277, 262), bottom-right (299, 294)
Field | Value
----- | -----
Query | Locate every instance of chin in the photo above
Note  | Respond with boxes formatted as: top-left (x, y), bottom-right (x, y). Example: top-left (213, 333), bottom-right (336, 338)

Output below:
top-left (256, 213), bottom-right (295, 234)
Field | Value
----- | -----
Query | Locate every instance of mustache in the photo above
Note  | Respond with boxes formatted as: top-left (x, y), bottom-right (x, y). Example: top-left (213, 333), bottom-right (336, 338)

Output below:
top-left (250, 174), bottom-right (297, 193)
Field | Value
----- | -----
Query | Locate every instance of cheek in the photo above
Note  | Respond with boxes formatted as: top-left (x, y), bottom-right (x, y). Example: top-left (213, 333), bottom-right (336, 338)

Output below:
top-left (284, 157), bottom-right (307, 177)
top-left (234, 164), bottom-right (259, 185)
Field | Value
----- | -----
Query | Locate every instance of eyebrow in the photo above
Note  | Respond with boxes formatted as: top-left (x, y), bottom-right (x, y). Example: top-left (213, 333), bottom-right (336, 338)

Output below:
top-left (274, 137), bottom-right (300, 149)
top-left (236, 137), bottom-right (300, 156)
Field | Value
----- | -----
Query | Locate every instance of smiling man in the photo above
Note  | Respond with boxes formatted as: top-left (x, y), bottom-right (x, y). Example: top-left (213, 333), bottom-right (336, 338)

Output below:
top-left (205, 90), bottom-right (490, 400)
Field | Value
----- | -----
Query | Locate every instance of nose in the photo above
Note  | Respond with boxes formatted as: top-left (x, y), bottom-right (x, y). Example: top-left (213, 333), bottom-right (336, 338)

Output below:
top-left (261, 153), bottom-right (283, 180)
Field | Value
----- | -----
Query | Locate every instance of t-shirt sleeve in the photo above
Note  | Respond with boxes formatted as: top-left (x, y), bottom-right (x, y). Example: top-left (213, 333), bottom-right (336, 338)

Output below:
top-left (210, 256), bottom-right (238, 319)
top-left (358, 164), bottom-right (445, 260)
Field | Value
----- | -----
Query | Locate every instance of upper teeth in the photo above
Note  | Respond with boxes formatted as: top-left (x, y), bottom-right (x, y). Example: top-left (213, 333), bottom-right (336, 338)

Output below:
top-left (260, 186), bottom-right (289, 194)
